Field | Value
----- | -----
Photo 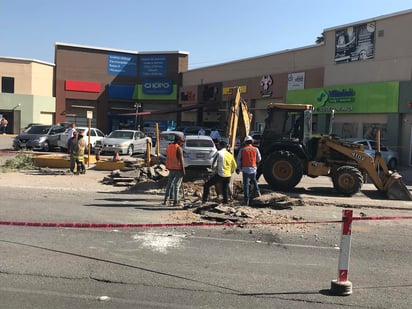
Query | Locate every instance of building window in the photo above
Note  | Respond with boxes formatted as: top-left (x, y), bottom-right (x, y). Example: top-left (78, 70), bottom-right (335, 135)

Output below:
top-left (2, 77), bottom-right (14, 93)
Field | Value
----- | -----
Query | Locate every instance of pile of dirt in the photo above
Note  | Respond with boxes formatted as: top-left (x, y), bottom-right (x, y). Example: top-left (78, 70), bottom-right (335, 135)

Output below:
top-left (100, 165), bottom-right (309, 232)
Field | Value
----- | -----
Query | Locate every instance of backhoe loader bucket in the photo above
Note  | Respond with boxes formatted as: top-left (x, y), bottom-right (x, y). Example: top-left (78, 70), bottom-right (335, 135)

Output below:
top-left (382, 172), bottom-right (412, 201)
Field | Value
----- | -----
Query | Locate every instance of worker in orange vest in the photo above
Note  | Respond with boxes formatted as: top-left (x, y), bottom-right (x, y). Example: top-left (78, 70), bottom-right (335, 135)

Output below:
top-left (236, 135), bottom-right (261, 205)
top-left (163, 135), bottom-right (186, 207)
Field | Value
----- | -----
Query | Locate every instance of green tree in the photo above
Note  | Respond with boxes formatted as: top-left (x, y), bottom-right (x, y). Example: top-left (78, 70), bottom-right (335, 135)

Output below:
top-left (316, 33), bottom-right (325, 44)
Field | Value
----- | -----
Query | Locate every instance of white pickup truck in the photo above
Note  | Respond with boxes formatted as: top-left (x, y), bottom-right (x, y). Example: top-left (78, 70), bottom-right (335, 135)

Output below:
top-left (57, 126), bottom-right (105, 152)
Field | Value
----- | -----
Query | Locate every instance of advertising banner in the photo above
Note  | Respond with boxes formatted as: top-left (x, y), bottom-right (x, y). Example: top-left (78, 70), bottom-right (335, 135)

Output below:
top-left (286, 82), bottom-right (399, 114)
top-left (335, 22), bottom-right (375, 64)
top-left (108, 53), bottom-right (137, 76)
top-left (140, 55), bottom-right (167, 77)
top-left (287, 72), bottom-right (305, 90)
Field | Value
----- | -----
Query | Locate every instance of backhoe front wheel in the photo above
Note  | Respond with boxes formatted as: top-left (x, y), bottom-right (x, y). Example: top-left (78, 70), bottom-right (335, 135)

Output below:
top-left (332, 166), bottom-right (363, 196)
top-left (263, 151), bottom-right (303, 191)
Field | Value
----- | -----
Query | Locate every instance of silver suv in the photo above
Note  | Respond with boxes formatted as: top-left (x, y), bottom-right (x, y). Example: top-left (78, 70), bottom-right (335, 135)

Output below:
top-left (13, 125), bottom-right (66, 152)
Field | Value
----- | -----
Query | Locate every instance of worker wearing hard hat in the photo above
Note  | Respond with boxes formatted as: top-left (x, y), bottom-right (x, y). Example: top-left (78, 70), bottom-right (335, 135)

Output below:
top-left (236, 135), bottom-right (262, 206)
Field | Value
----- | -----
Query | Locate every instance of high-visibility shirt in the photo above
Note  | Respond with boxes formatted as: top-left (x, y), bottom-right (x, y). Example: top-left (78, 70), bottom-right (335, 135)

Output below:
top-left (236, 144), bottom-right (261, 174)
top-left (215, 149), bottom-right (237, 177)
top-left (166, 143), bottom-right (183, 170)
top-left (241, 145), bottom-right (258, 167)
top-left (74, 138), bottom-right (87, 159)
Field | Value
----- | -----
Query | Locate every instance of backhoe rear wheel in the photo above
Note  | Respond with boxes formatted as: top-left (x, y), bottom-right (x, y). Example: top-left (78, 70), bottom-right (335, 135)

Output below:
top-left (332, 166), bottom-right (363, 196)
top-left (263, 151), bottom-right (303, 191)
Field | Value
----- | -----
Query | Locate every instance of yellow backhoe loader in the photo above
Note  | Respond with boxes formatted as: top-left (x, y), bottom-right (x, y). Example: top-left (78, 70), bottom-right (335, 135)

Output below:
top-left (226, 87), bottom-right (412, 200)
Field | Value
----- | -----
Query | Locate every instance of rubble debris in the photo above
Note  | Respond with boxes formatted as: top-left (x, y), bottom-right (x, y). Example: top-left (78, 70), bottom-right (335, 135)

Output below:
top-left (252, 192), bottom-right (305, 209)
top-left (100, 163), bottom-right (309, 229)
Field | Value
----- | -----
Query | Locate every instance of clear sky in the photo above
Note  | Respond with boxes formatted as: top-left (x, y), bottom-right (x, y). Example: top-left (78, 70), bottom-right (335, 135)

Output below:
top-left (1, 0), bottom-right (411, 69)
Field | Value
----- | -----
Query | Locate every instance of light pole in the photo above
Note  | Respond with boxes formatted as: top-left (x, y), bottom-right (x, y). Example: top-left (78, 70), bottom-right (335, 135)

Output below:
top-left (134, 102), bottom-right (141, 130)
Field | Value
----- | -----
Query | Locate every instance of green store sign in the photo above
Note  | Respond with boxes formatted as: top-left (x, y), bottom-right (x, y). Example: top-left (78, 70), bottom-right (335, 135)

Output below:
top-left (286, 82), bottom-right (399, 113)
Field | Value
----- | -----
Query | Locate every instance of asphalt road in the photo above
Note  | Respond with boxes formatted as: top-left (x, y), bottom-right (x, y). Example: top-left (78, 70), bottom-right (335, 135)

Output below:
top-left (0, 178), bottom-right (412, 308)
top-left (1, 134), bottom-right (412, 308)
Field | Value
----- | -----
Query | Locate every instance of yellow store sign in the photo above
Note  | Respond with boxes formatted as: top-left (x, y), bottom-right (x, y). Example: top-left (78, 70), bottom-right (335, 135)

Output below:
top-left (223, 86), bottom-right (247, 95)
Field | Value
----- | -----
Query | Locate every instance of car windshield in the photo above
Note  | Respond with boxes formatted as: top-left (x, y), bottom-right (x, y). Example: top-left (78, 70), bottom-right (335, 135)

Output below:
top-left (26, 126), bottom-right (51, 134)
top-left (108, 131), bottom-right (134, 139)
top-left (160, 133), bottom-right (178, 142)
top-left (186, 139), bottom-right (214, 148)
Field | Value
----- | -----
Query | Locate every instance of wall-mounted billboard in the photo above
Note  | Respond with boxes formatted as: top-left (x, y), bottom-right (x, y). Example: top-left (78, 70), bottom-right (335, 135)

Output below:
top-left (108, 53), bottom-right (137, 76)
top-left (334, 22), bottom-right (375, 64)
top-left (140, 55), bottom-right (167, 77)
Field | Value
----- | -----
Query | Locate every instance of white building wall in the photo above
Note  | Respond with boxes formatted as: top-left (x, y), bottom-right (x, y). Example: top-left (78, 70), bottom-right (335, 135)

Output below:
top-left (183, 44), bottom-right (325, 86)
top-left (323, 10), bottom-right (412, 86)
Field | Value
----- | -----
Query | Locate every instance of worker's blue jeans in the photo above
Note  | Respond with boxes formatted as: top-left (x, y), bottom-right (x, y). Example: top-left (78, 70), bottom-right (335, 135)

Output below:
top-left (243, 172), bottom-right (260, 205)
top-left (164, 170), bottom-right (184, 204)
top-left (69, 154), bottom-right (76, 173)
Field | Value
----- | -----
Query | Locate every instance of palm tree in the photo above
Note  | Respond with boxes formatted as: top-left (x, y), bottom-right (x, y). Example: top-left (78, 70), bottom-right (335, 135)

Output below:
top-left (316, 32), bottom-right (325, 44)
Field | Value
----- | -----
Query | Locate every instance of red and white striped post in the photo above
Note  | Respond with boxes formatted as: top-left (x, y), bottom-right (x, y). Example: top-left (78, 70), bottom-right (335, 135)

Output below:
top-left (331, 209), bottom-right (353, 296)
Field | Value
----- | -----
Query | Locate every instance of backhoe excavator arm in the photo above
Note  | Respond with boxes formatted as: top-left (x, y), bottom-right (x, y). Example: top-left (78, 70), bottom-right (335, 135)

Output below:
top-left (226, 87), bottom-right (251, 153)
top-left (319, 137), bottom-right (412, 200)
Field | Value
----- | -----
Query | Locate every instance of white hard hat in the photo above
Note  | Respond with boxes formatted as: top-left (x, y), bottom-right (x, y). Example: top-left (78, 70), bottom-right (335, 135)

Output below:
top-left (244, 135), bottom-right (253, 142)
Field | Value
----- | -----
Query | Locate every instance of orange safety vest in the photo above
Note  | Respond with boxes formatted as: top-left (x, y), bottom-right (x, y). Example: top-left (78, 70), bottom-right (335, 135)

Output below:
top-left (166, 143), bottom-right (182, 170)
top-left (241, 145), bottom-right (257, 167)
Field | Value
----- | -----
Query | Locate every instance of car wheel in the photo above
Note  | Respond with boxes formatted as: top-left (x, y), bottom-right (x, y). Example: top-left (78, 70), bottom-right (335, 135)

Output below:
top-left (387, 158), bottom-right (397, 170)
top-left (127, 145), bottom-right (134, 156)
top-left (43, 141), bottom-right (50, 152)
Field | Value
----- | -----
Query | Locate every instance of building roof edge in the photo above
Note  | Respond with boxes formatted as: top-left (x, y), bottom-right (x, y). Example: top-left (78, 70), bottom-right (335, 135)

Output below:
top-left (324, 9), bottom-right (412, 32)
top-left (0, 56), bottom-right (55, 66)
top-left (55, 42), bottom-right (189, 55)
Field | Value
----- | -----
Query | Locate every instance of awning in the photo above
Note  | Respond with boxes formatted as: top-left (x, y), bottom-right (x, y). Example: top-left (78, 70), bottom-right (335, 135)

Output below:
top-left (118, 104), bottom-right (206, 116)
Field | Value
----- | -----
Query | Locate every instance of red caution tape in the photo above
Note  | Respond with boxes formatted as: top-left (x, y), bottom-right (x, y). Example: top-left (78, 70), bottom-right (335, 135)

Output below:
top-left (0, 215), bottom-right (411, 230)
top-left (353, 215), bottom-right (412, 221)
top-left (0, 220), bottom-right (341, 229)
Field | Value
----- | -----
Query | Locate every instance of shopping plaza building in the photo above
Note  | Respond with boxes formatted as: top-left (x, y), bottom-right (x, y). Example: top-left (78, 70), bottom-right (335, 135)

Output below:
top-left (1, 9), bottom-right (412, 165)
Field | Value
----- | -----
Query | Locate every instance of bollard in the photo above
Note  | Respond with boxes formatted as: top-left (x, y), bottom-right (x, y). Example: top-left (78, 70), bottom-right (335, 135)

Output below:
top-left (146, 138), bottom-right (151, 166)
top-left (331, 209), bottom-right (353, 296)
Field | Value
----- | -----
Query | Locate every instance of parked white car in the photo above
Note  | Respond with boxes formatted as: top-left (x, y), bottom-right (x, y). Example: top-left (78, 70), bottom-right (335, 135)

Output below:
top-left (97, 129), bottom-right (151, 156)
top-left (158, 131), bottom-right (185, 155)
top-left (56, 127), bottom-right (105, 152)
top-left (183, 135), bottom-right (217, 168)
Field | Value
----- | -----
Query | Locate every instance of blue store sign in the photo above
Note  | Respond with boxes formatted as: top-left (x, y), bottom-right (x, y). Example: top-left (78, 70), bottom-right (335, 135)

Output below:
top-left (140, 55), bottom-right (167, 77)
top-left (108, 53), bottom-right (137, 77)
top-left (142, 79), bottom-right (173, 95)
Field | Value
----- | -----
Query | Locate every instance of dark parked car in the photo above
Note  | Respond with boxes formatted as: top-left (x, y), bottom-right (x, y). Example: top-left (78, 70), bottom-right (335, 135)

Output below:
top-left (13, 125), bottom-right (66, 152)
top-left (23, 123), bottom-right (43, 132)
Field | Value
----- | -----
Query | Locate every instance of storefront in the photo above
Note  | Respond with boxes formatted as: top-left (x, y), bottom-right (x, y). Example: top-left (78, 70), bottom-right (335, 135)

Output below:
top-left (399, 81), bottom-right (412, 166)
top-left (286, 82), bottom-right (400, 146)
top-left (55, 43), bottom-right (188, 134)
